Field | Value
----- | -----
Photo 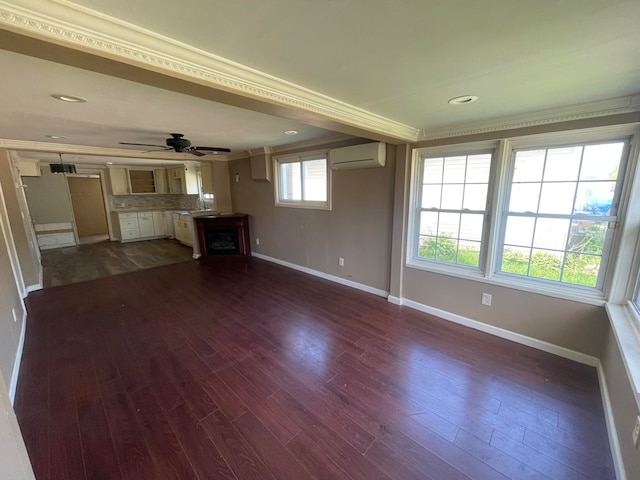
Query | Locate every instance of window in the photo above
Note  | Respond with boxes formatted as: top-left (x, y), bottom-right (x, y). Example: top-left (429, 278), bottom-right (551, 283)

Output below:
top-left (414, 150), bottom-right (493, 268)
top-left (499, 141), bottom-right (626, 289)
top-left (274, 152), bottom-right (330, 209)
top-left (408, 126), bottom-right (637, 301)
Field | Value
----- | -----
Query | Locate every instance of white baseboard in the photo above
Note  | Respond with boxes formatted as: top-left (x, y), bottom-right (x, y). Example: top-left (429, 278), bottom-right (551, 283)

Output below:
top-left (387, 295), bottom-right (402, 305)
top-left (25, 283), bottom-right (42, 294)
top-left (597, 362), bottom-right (627, 480)
top-left (398, 297), bottom-right (599, 367)
top-left (251, 252), bottom-right (389, 298)
top-left (8, 310), bottom-right (27, 405)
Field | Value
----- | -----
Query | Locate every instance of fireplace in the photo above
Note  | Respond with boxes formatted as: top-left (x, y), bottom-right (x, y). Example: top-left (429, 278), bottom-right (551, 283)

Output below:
top-left (195, 214), bottom-right (251, 258)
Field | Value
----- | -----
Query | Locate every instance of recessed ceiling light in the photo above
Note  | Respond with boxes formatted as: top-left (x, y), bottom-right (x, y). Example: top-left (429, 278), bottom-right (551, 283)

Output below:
top-left (51, 94), bottom-right (87, 103)
top-left (448, 95), bottom-right (479, 105)
top-left (45, 135), bottom-right (67, 139)
top-left (283, 130), bottom-right (299, 135)
top-left (106, 162), bottom-right (113, 165)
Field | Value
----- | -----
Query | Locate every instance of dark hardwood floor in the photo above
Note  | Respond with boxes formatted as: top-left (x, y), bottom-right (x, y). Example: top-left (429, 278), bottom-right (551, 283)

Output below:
top-left (16, 258), bottom-right (615, 479)
top-left (41, 238), bottom-right (194, 287)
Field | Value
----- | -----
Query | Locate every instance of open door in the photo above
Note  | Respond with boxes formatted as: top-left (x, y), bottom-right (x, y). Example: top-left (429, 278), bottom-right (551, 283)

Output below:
top-left (67, 176), bottom-right (109, 244)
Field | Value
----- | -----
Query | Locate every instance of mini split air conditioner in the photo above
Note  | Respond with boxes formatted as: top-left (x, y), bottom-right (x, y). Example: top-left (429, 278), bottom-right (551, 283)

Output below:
top-left (329, 142), bottom-right (386, 170)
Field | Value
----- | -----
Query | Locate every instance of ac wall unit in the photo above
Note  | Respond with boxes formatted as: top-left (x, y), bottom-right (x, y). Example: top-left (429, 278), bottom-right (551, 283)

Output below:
top-left (329, 142), bottom-right (386, 170)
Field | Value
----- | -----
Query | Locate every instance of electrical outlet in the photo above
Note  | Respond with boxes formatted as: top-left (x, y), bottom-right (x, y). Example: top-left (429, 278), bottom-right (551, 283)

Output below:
top-left (632, 415), bottom-right (640, 448)
top-left (338, 257), bottom-right (345, 267)
top-left (481, 293), bottom-right (492, 306)
top-left (256, 238), bottom-right (260, 245)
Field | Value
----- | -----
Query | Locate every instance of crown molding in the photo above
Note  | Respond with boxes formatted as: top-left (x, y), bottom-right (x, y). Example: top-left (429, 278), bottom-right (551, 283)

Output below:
top-left (0, 138), bottom-right (229, 162)
top-left (419, 94), bottom-right (640, 141)
top-left (0, 0), bottom-right (418, 143)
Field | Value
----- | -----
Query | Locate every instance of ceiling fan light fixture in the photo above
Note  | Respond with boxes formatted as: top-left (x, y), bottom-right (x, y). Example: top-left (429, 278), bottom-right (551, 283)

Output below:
top-left (51, 94), bottom-right (87, 103)
top-left (448, 95), bottom-right (479, 105)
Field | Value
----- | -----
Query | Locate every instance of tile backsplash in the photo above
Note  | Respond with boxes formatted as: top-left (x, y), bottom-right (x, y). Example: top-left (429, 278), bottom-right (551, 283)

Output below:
top-left (110, 194), bottom-right (200, 211)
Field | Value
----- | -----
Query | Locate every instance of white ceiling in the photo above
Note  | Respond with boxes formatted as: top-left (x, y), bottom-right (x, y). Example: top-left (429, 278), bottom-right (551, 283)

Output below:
top-left (0, 0), bottom-right (639, 165)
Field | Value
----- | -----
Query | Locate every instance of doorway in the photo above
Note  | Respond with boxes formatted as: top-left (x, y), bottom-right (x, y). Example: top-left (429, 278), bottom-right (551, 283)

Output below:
top-left (67, 176), bottom-right (109, 244)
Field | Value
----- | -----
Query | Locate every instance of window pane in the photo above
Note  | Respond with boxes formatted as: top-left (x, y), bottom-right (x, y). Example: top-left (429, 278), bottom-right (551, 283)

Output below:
top-left (419, 211), bottom-right (438, 236)
top-left (438, 212), bottom-right (460, 238)
top-left (463, 184), bottom-right (488, 210)
top-left (423, 157), bottom-right (444, 183)
top-left (460, 214), bottom-right (483, 242)
top-left (538, 182), bottom-right (576, 214)
top-left (501, 246), bottom-right (531, 275)
top-left (465, 154), bottom-right (491, 183)
top-left (435, 236), bottom-right (458, 263)
top-left (443, 156), bottom-right (466, 183)
top-left (458, 240), bottom-right (481, 267)
top-left (508, 183), bottom-right (540, 213)
top-left (574, 181), bottom-right (615, 215)
top-left (580, 143), bottom-right (623, 181)
top-left (513, 150), bottom-right (545, 182)
top-left (280, 162), bottom-right (301, 201)
top-left (422, 185), bottom-right (442, 209)
top-left (529, 249), bottom-right (563, 281)
top-left (562, 253), bottom-right (600, 287)
top-left (567, 221), bottom-right (606, 255)
top-left (418, 235), bottom-right (436, 259)
top-left (441, 184), bottom-right (464, 210)
top-left (533, 218), bottom-right (569, 251)
top-left (302, 159), bottom-right (327, 201)
top-left (504, 216), bottom-right (535, 247)
top-left (543, 146), bottom-right (582, 181)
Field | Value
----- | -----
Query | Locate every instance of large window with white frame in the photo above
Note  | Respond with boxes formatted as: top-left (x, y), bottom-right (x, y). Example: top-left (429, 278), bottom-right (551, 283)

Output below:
top-left (414, 149), bottom-right (494, 269)
top-left (499, 141), bottom-right (627, 289)
top-left (274, 151), bottom-right (330, 209)
top-left (408, 127), bottom-right (636, 301)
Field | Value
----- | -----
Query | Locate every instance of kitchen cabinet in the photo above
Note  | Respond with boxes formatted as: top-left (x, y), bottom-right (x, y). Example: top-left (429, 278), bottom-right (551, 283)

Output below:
top-left (154, 168), bottom-right (168, 194)
top-left (200, 163), bottom-right (214, 194)
top-left (129, 170), bottom-right (155, 194)
top-left (152, 211), bottom-right (166, 236)
top-left (173, 213), bottom-right (194, 246)
top-left (108, 167), bottom-right (130, 195)
top-left (138, 212), bottom-right (154, 237)
top-left (168, 166), bottom-right (199, 194)
top-left (117, 211), bottom-right (167, 242)
top-left (117, 212), bottom-right (140, 241)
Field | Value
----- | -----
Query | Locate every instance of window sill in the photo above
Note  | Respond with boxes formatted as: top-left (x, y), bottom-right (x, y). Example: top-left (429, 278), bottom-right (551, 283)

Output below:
top-left (275, 201), bottom-right (331, 211)
top-left (604, 303), bottom-right (640, 407)
top-left (406, 258), bottom-right (606, 306)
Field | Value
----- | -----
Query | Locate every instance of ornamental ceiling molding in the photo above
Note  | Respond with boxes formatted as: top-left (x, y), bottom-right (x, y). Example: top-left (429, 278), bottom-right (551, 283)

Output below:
top-left (419, 94), bottom-right (640, 142)
top-left (0, 0), bottom-right (418, 143)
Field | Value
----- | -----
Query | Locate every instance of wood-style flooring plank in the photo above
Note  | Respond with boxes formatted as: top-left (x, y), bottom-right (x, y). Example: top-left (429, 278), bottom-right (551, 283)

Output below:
top-left (15, 257), bottom-right (616, 480)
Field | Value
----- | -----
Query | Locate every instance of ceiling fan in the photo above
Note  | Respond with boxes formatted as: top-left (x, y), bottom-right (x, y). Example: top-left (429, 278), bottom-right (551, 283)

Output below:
top-left (120, 133), bottom-right (231, 157)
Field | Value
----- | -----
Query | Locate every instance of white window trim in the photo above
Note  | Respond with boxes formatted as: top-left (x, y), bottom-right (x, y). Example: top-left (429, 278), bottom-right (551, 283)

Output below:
top-left (406, 125), bottom-right (640, 306)
top-left (273, 149), bottom-right (331, 210)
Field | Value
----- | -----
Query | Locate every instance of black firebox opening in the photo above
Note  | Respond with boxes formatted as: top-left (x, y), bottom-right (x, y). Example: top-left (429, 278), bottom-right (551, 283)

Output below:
top-left (204, 230), bottom-right (240, 255)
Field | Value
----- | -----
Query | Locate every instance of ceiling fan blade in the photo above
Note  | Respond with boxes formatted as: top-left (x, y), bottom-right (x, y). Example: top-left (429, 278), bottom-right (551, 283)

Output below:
top-left (194, 146), bottom-right (231, 153)
top-left (187, 149), bottom-right (206, 157)
top-left (119, 142), bottom-right (166, 148)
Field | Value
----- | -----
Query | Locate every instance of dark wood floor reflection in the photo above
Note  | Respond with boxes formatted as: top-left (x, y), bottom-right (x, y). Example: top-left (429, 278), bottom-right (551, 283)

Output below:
top-left (41, 238), bottom-right (194, 287)
top-left (16, 258), bottom-right (615, 479)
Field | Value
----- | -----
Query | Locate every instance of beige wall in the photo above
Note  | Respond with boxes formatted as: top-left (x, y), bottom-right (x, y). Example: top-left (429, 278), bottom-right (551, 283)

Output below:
top-left (0, 374), bottom-right (35, 480)
top-left (212, 161), bottom-right (232, 212)
top-left (0, 152), bottom-right (40, 289)
top-left (229, 143), bottom-right (396, 292)
top-left (23, 167), bottom-right (74, 224)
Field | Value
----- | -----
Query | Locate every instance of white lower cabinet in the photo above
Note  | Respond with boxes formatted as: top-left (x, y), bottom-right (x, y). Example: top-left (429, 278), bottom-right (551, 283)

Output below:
top-left (173, 214), bottom-right (193, 247)
top-left (117, 211), bottom-right (168, 243)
